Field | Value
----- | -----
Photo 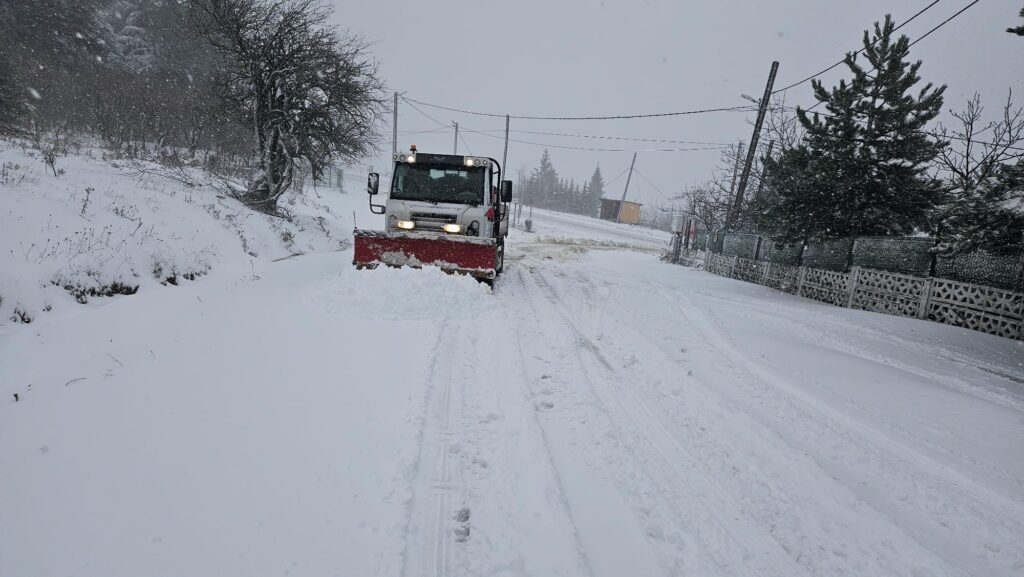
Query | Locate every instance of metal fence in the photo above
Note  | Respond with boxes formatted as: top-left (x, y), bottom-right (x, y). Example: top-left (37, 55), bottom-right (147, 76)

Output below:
top-left (703, 253), bottom-right (1024, 341)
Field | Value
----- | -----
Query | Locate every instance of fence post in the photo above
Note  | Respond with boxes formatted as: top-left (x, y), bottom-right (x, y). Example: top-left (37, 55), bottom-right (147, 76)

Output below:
top-left (917, 278), bottom-right (934, 320)
top-left (762, 261), bottom-right (772, 286)
top-left (796, 266), bottom-right (807, 297)
top-left (730, 255), bottom-right (739, 278)
top-left (847, 266), bottom-right (860, 308)
top-left (703, 250), bottom-right (710, 270)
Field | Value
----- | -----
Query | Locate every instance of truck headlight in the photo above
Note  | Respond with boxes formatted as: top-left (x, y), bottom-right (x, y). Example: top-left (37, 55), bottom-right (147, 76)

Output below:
top-left (396, 220), bottom-right (415, 230)
top-left (442, 223), bottom-right (462, 234)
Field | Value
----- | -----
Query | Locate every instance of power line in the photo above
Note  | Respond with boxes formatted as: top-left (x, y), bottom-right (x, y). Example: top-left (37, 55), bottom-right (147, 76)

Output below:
top-left (403, 98), bottom-right (733, 153)
top-left (462, 126), bottom-right (731, 152)
top-left (464, 128), bottom-right (732, 147)
top-left (402, 97), bottom-right (454, 131)
top-left (772, 102), bottom-right (1024, 153)
top-left (402, 95), bottom-right (755, 121)
top-left (633, 168), bottom-right (674, 201)
top-left (788, 1), bottom-right (982, 115)
top-left (772, 0), bottom-right (945, 95)
top-left (458, 131), bottom-right (474, 155)
top-left (907, 0), bottom-right (981, 50)
top-left (604, 165), bottom-right (633, 187)
top-left (398, 127), bottom-right (450, 136)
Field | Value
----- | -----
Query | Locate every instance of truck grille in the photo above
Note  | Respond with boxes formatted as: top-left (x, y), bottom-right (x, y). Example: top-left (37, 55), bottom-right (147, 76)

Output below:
top-left (411, 212), bottom-right (457, 230)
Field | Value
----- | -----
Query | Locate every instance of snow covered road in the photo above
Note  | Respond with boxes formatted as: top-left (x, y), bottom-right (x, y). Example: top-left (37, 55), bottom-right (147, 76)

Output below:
top-left (3, 224), bottom-right (1023, 577)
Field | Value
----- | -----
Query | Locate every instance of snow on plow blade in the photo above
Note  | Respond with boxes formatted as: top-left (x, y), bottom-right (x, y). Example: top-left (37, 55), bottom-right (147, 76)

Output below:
top-left (353, 229), bottom-right (499, 279)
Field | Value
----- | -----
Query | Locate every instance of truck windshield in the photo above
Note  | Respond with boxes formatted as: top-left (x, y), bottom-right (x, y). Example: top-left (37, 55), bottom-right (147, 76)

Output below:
top-left (391, 164), bottom-right (485, 205)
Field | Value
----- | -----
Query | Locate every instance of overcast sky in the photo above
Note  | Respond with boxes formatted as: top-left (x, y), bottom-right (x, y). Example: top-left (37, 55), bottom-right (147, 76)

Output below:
top-left (332, 0), bottom-right (1024, 207)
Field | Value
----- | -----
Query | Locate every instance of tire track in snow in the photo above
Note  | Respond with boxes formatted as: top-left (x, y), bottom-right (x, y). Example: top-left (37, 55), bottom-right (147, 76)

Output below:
top-left (510, 260), bottom-right (816, 576)
top-left (400, 315), bottom-right (467, 577)
top-left (686, 287), bottom-right (1024, 413)
top-left (631, 280), bottom-right (1024, 576)
top-left (550, 272), bottom-right (957, 575)
top-left (498, 266), bottom-right (599, 577)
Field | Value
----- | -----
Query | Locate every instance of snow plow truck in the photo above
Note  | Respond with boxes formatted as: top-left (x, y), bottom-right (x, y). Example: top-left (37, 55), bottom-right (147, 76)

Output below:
top-left (354, 146), bottom-right (513, 281)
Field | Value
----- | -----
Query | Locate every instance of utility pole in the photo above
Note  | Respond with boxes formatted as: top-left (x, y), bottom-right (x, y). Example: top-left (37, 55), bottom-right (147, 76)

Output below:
top-left (724, 140), bottom-right (744, 227)
top-left (753, 139), bottom-right (775, 203)
top-left (729, 60), bottom-right (779, 231)
top-left (453, 121), bottom-right (459, 154)
top-left (392, 91), bottom-right (398, 158)
top-left (515, 167), bottom-right (525, 225)
top-left (616, 152), bottom-right (638, 224)
top-left (729, 140), bottom-right (745, 196)
top-left (501, 114), bottom-right (509, 184)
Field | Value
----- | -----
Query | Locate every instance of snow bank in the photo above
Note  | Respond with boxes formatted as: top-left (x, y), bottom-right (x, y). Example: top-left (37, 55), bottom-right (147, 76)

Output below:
top-left (0, 141), bottom-right (352, 326)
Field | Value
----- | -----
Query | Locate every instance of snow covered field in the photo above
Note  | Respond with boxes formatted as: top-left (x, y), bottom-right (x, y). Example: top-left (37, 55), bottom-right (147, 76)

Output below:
top-left (2, 155), bottom-right (1023, 576)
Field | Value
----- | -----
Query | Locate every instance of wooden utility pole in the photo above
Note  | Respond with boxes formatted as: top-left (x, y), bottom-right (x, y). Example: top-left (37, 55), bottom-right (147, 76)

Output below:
top-left (730, 60), bottom-right (779, 230)
top-left (729, 140), bottom-right (745, 196)
top-left (616, 153), bottom-right (638, 223)
top-left (501, 114), bottom-right (510, 183)
top-left (453, 122), bottom-right (459, 154)
top-left (392, 92), bottom-right (398, 158)
top-left (753, 139), bottom-right (775, 203)
top-left (724, 141), bottom-right (744, 227)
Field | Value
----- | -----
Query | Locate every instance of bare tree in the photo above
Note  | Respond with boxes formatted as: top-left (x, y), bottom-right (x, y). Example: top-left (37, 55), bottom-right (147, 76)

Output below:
top-left (763, 94), bottom-right (803, 153)
top-left (189, 0), bottom-right (386, 212)
top-left (678, 182), bottom-right (731, 237)
top-left (935, 91), bottom-right (1024, 254)
top-left (936, 91), bottom-right (1024, 194)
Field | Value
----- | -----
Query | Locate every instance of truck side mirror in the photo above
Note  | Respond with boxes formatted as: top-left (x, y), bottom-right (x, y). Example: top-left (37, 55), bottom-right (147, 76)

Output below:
top-left (367, 173), bottom-right (380, 195)
top-left (500, 180), bottom-right (513, 203)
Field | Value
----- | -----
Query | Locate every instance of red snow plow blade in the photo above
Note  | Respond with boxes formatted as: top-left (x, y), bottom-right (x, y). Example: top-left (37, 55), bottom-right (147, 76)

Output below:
top-left (353, 229), bottom-right (499, 279)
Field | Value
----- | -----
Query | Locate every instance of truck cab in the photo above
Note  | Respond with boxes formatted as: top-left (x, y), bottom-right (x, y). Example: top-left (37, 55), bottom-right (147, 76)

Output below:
top-left (376, 151), bottom-right (509, 240)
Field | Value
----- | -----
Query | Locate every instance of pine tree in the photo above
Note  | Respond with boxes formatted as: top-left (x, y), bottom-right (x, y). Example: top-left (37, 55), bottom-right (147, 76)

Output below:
top-left (1010, 7), bottom-right (1024, 36)
top-left (531, 149), bottom-right (558, 209)
top-left (939, 160), bottom-right (1024, 256)
top-left (587, 165), bottom-right (605, 216)
top-left (760, 15), bottom-right (945, 242)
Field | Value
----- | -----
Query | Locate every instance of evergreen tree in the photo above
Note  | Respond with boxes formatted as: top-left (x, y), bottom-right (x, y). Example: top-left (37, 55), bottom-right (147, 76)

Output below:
top-left (531, 149), bottom-right (559, 209)
top-left (760, 15), bottom-right (945, 242)
top-left (939, 160), bottom-right (1024, 256)
top-left (587, 165), bottom-right (605, 216)
top-left (1010, 7), bottom-right (1024, 36)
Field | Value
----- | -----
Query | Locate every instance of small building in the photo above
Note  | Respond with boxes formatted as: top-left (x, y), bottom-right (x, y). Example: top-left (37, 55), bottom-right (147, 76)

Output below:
top-left (599, 198), bottom-right (642, 225)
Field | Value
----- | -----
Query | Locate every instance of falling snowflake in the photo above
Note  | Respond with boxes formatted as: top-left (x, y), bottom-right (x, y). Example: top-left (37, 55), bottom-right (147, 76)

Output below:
top-left (28, 88), bottom-right (41, 100)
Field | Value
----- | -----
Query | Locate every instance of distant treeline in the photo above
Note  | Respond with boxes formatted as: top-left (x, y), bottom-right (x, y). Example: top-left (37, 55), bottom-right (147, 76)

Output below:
top-left (518, 150), bottom-right (606, 217)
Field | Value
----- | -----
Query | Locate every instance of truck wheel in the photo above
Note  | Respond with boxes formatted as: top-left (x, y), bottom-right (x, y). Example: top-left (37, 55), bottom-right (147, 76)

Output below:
top-left (496, 244), bottom-right (505, 274)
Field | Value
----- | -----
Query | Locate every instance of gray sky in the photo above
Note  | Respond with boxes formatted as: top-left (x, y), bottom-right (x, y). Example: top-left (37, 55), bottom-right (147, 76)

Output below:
top-left (332, 0), bottom-right (1024, 207)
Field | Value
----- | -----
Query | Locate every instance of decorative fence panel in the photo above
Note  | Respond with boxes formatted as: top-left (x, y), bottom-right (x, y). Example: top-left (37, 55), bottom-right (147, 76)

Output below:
top-left (763, 263), bottom-right (800, 294)
top-left (706, 253), bottom-right (734, 277)
top-left (851, 268), bottom-right (929, 319)
top-left (798, 268), bottom-right (851, 307)
top-left (926, 279), bottom-right (1024, 340)
top-left (733, 258), bottom-right (768, 284)
top-left (695, 254), bottom-right (1024, 341)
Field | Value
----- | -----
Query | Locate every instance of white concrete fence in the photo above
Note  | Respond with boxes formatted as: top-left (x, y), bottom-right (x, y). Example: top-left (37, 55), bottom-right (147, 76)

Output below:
top-left (702, 252), bottom-right (1024, 341)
